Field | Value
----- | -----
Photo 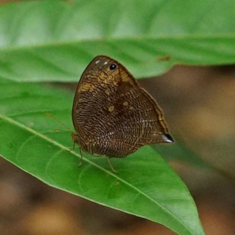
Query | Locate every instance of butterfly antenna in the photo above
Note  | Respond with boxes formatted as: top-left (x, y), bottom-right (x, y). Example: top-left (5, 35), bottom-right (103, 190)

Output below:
top-left (46, 113), bottom-right (74, 133)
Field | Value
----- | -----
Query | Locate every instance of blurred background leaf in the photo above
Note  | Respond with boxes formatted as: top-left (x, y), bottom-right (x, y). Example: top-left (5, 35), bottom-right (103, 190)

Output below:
top-left (152, 137), bottom-right (212, 170)
top-left (0, 0), bottom-right (235, 82)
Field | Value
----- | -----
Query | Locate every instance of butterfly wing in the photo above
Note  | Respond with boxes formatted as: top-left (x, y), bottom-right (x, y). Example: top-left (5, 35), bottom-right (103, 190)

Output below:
top-left (72, 55), bottom-right (173, 157)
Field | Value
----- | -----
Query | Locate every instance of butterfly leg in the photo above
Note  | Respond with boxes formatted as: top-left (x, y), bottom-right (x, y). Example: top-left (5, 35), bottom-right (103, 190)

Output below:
top-left (69, 142), bottom-right (83, 167)
top-left (68, 141), bottom-right (76, 153)
top-left (106, 157), bottom-right (118, 174)
top-left (78, 148), bottom-right (83, 167)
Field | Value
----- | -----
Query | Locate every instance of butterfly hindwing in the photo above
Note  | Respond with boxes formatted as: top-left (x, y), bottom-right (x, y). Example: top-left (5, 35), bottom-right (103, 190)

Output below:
top-left (72, 55), bottom-right (173, 157)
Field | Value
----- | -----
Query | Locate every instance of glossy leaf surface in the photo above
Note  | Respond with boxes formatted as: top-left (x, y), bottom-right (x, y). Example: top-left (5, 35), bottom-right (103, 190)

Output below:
top-left (0, 80), bottom-right (204, 235)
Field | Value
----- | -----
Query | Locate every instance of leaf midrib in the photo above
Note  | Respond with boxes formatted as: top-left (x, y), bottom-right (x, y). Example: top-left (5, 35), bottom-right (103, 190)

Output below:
top-left (1, 34), bottom-right (235, 52)
top-left (0, 113), bottom-right (194, 234)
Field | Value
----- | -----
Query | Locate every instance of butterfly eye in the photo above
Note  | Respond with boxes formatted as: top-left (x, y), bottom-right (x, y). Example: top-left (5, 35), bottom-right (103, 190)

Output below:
top-left (110, 64), bottom-right (117, 70)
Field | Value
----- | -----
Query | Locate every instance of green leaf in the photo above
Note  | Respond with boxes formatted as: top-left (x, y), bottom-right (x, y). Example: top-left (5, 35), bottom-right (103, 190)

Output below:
top-left (153, 137), bottom-right (213, 169)
top-left (0, 80), bottom-right (204, 235)
top-left (0, 0), bottom-right (235, 82)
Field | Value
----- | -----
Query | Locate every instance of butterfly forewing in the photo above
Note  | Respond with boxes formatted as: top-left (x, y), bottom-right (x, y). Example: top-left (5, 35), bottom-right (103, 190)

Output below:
top-left (72, 55), bottom-right (173, 158)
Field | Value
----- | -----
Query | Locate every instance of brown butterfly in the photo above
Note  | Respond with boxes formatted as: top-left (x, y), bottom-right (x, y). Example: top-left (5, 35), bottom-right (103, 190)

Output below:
top-left (72, 55), bottom-right (174, 173)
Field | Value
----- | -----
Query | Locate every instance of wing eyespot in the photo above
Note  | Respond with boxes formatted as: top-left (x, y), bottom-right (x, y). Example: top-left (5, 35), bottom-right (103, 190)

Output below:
top-left (110, 64), bottom-right (117, 70)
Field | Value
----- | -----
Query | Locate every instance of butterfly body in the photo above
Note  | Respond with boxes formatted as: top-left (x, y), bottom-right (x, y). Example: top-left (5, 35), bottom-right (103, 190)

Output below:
top-left (72, 55), bottom-right (173, 160)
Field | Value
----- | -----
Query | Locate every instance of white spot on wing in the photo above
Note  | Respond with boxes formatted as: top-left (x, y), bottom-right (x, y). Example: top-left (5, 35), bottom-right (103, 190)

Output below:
top-left (95, 60), bottom-right (100, 64)
top-left (162, 134), bottom-right (174, 143)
